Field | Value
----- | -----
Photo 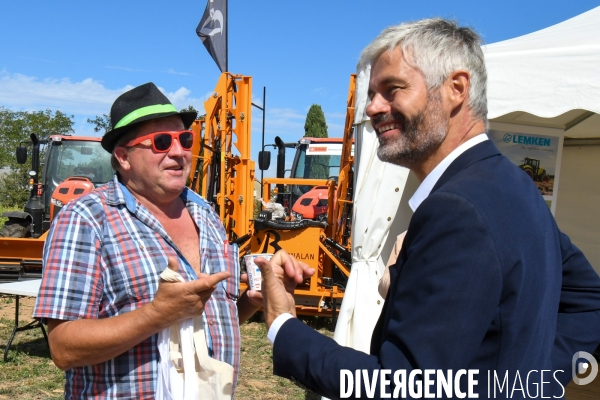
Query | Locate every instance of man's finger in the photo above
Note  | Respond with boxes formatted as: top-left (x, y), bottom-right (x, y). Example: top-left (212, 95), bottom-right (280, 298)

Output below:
top-left (255, 258), bottom-right (283, 280)
top-left (268, 249), bottom-right (290, 269)
top-left (189, 271), bottom-right (231, 292)
top-left (285, 258), bottom-right (302, 284)
top-left (245, 289), bottom-right (264, 305)
top-left (254, 257), bottom-right (275, 280)
top-left (301, 262), bottom-right (316, 279)
top-left (284, 258), bottom-right (315, 284)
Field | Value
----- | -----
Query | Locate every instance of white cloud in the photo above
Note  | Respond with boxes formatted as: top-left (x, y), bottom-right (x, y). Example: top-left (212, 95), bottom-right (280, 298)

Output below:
top-left (256, 107), bottom-right (306, 143)
top-left (327, 122), bottom-right (345, 136)
top-left (252, 94), bottom-right (263, 109)
top-left (312, 87), bottom-right (328, 97)
top-left (73, 115), bottom-right (101, 137)
top-left (0, 71), bottom-right (211, 117)
top-left (163, 68), bottom-right (193, 76)
top-left (159, 86), bottom-right (196, 110)
top-left (106, 66), bottom-right (151, 73)
top-left (0, 70), bottom-right (345, 156)
top-left (325, 111), bottom-right (346, 121)
top-left (0, 71), bottom-right (129, 115)
top-left (249, 107), bottom-right (346, 144)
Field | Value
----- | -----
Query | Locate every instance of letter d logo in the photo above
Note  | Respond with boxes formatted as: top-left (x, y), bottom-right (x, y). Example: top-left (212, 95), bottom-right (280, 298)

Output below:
top-left (572, 351), bottom-right (598, 385)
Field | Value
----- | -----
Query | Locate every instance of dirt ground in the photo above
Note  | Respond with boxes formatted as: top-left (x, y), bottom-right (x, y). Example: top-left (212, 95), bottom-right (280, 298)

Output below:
top-left (0, 295), bottom-right (319, 399)
top-left (0, 295), bottom-right (36, 322)
top-left (534, 178), bottom-right (554, 196)
top-left (1, 295), bottom-right (599, 399)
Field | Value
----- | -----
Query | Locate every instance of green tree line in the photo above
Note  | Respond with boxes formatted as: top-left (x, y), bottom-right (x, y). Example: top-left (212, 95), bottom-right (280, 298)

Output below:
top-left (0, 105), bottom-right (199, 209)
top-left (0, 107), bottom-right (74, 207)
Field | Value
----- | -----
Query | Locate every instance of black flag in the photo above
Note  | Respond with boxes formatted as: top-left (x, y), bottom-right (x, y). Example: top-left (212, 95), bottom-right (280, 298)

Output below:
top-left (196, 0), bottom-right (227, 72)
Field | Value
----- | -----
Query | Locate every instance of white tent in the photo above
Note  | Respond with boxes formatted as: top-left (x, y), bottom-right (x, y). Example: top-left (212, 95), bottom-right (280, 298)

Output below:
top-left (333, 6), bottom-right (600, 354)
top-left (332, 67), bottom-right (410, 353)
top-left (484, 6), bottom-right (600, 272)
top-left (484, 6), bottom-right (600, 137)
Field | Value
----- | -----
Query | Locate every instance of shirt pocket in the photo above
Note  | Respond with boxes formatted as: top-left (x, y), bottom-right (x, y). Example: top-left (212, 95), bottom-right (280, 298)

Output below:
top-left (203, 241), bottom-right (240, 301)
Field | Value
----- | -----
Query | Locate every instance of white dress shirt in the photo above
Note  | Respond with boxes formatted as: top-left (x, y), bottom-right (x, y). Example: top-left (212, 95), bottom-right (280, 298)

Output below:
top-left (408, 133), bottom-right (488, 212)
top-left (267, 133), bottom-right (489, 344)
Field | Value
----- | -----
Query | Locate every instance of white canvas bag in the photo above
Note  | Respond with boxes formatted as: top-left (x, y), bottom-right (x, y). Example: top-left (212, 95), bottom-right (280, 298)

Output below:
top-left (156, 268), bottom-right (234, 400)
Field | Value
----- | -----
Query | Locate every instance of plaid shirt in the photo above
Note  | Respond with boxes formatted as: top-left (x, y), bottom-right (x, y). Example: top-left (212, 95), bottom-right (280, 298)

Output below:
top-left (34, 176), bottom-right (240, 399)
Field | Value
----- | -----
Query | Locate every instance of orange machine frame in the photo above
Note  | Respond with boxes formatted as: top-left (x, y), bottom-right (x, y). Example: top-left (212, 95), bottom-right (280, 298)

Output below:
top-left (188, 72), bottom-right (357, 316)
top-left (253, 74), bottom-right (357, 316)
top-left (188, 73), bottom-right (255, 254)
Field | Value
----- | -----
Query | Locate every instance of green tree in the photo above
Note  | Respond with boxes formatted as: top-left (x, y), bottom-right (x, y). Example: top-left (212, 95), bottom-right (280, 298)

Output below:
top-left (180, 105), bottom-right (199, 115)
top-left (0, 107), bottom-right (74, 207)
top-left (304, 104), bottom-right (328, 138)
top-left (303, 104), bottom-right (329, 180)
top-left (0, 169), bottom-right (32, 208)
top-left (180, 105), bottom-right (199, 129)
top-left (87, 114), bottom-right (111, 135)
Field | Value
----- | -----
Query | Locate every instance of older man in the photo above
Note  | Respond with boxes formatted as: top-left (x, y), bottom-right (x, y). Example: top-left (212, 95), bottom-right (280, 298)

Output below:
top-left (257, 19), bottom-right (600, 399)
top-left (33, 82), bottom-right (307, 399)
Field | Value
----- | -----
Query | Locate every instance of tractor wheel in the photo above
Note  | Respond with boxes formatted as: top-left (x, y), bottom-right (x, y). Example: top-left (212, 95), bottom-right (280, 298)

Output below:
top-left (0, 219), bottom-right (31, 238)
top-left (541, 175), bottom-right (550, 183)
top-left (522, 169), bottom-right (534, 179)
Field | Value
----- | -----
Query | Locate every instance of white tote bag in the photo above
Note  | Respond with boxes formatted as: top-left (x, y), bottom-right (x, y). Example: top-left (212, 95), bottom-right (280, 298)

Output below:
top-left (156, 268), bottom-right (234, 400)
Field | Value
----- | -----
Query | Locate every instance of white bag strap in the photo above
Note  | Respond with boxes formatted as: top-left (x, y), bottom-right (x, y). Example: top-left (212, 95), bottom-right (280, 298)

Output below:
top-left (156, 266), bottom-right (234, 400)
top-left (193, 316), bottom-right (234, 399)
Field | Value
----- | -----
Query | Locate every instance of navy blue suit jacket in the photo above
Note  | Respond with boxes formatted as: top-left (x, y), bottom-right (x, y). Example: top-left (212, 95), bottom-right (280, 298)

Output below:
top-left (273, 140), bottom-right (600, 399)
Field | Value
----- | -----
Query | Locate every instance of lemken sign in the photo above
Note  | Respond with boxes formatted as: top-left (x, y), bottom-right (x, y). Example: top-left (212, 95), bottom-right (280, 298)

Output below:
top-left (502, 133), bottom-right (551, 147)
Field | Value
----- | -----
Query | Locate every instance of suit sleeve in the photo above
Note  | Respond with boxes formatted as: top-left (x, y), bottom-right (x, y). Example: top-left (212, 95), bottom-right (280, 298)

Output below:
top-left (552, 231), bottom-right (600, 387)
top-left (272, 192), bottom-right (502, 399)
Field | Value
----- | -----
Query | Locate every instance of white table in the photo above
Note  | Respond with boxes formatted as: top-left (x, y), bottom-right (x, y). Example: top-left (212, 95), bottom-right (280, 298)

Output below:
top-left (0, 279), bottom-right (47, 362)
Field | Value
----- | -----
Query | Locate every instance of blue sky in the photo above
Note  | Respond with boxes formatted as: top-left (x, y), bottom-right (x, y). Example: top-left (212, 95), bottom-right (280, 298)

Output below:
top-left (1, 0), bottom-right (599, 174)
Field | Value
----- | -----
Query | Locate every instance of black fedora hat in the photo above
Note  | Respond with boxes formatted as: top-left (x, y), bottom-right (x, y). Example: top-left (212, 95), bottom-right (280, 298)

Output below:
top-left (101, 82), bottom-right (197, 152)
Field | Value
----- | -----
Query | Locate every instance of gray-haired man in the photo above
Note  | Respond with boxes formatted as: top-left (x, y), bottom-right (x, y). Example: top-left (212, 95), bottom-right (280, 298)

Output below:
top-left (257, 18), bottom-right (600, 399)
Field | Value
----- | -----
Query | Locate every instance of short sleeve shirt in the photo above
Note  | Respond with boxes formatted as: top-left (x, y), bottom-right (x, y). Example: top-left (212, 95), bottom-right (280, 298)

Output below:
top-left (33, 176), bottom-right (240, 399)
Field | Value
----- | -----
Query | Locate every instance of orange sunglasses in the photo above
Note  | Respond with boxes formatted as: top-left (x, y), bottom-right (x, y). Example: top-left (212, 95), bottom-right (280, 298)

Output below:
top-left (124, 130), bottom-right (195, 152)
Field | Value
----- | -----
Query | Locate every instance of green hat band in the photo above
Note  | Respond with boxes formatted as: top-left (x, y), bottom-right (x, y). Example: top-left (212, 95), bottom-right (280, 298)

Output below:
top-left (114, 104), bottom-right (178, 129)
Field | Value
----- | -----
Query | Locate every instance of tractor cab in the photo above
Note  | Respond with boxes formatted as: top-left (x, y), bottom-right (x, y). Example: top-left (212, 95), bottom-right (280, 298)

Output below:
top-left (42, 136), bottom-right (113, 227)
top-left (519, 156), bottom-right (549, 183)
top-left (258, 137), bottom-right (348, 219)
top-left (523, 157), bottom-right (540, 170)
top-left (290, 138), bottom-right (347, 191)
top-left (4, 135), bottom-right (113, 237)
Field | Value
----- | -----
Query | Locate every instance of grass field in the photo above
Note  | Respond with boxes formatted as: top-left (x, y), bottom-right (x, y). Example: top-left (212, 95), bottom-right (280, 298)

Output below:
top-left (2, 297), bottom-right (599, 399)
top-left (0, 296), bottom-right (332, 399)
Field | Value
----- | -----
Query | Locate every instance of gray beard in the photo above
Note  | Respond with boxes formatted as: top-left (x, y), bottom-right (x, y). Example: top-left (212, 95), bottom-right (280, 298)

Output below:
top-left (375, 91), bottom-right (448, 169)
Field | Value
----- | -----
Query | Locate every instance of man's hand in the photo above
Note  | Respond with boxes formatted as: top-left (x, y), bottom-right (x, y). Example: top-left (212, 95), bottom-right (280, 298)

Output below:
top-left (47, 257), bottom-right (231, 370)
top-left (149, 258), bottom-right (230, 325)
top-left (239, 272), bottom-right (262, 309)
top-left (253, 250), bottom-right (315, 329)
top-left (245, 251), bottom-right (315, 309)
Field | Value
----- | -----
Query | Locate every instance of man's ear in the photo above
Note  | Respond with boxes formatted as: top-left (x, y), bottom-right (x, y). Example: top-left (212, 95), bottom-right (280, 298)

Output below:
top-left (113, 146), bottom-right (131, 171)
top-left (445, 70), bottom-right (470, 108)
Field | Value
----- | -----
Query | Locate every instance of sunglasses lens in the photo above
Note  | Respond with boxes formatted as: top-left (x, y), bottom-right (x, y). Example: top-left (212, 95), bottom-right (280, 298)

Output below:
top-left (153, 134), bottom-right (173, 151)
top-left (179, 132), bottom-right (194, 149)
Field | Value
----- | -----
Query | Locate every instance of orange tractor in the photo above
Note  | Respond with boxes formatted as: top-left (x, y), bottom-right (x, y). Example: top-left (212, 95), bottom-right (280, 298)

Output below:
top-left (1, 72), bottom-right (357, 318)
top-left (0, 134), bottom-right (112, 281)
